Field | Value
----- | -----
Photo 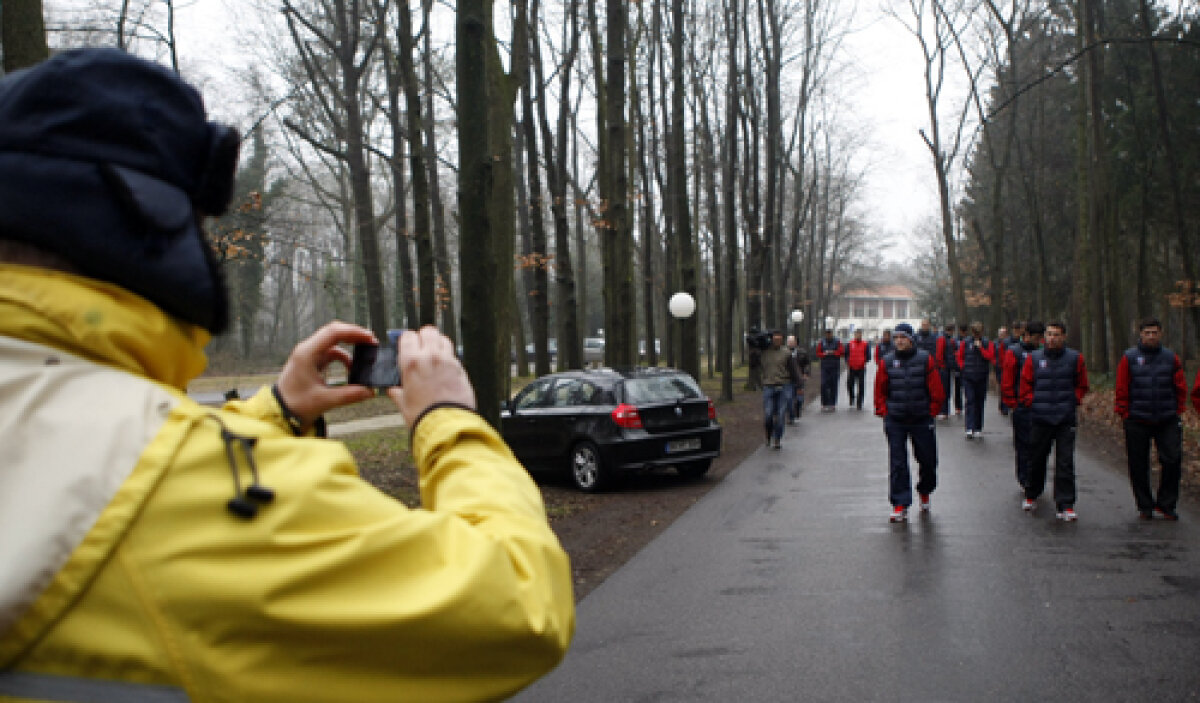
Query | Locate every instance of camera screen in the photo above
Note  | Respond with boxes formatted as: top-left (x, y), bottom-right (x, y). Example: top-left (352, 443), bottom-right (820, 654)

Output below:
top-left (348, 343), bottom-right (401, 388)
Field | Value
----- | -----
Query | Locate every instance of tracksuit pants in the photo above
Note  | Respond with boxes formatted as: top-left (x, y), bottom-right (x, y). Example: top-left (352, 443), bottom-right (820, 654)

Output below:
top-left (1124, 418), bottom-right (1182, 512)
top-left (1028, 419), bottom-right (1077, 509)
top-left (820, 364), bottom-right (839, 407)
top-left (846, 368), bottom-right (866, 408)
top-left (884, 416), bottom-right (938, 507)
top-left (762, 384), bottom-right (790, 442)
top-left (789, 383), bottom-right (804, 420)
top-left (963, 375), bottom-right (988, 433)
top-left (938, 368), bottom-right (958, 415)
top-left (995, 366), bottom-right (1008, 415)
top-left (1011, 406), bottom-right (1033, 489)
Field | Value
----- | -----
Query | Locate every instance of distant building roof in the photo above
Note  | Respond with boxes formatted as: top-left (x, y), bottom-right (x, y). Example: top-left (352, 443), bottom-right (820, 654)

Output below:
top-left (836, 285), bottom-right (914, 299)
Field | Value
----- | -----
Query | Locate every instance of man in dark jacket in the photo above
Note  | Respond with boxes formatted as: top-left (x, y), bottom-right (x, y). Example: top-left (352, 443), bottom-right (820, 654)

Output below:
top-left (1019, 321), bottom-right (1089, 521)
top-left (914, 320), bottom-right (945, 417)
top-left (875, 329), bottom-right (895, 362)
top-left (938, 323), bottom-right (960, 419)
top-left (1002, 321), bottom-right (1044, 491)
top-left (815, 329), bottom-right (844, 412)
top-left (1114, 318), bottom-right (1188, 520)
top-left (874, 323), bottom-right (945, 523)
top-left (956, 322), bottom-right (995, 439)
top-left (786, 335), bottom-right (811, 422)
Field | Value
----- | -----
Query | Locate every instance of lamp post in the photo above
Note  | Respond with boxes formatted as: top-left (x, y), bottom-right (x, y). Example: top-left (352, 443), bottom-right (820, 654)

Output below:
top-left (790, 308), bottom-right (803, 343)
top-left (668, 292), bottom-right (698, 377)
top-left (669, 292), bottom-right (696, 320)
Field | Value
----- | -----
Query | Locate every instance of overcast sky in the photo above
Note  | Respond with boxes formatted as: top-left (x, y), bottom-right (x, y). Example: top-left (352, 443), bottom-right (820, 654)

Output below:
top-left (168, 0), bottom-right (950, 259)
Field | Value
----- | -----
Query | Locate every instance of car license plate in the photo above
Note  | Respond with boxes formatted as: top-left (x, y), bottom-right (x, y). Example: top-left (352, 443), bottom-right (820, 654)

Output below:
top-left (666, 438), bottom-right (701, 453)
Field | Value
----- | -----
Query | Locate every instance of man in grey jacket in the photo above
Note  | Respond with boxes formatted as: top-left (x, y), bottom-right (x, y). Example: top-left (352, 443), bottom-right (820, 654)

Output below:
top-left (761, 330), bottom-right (802, 449)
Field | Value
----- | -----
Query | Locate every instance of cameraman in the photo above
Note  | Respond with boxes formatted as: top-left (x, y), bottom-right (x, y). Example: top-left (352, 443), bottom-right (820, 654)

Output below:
top-left (761, 330), bottom-right (802, 448)
top-left (0, 50), bottom-right (572, 702)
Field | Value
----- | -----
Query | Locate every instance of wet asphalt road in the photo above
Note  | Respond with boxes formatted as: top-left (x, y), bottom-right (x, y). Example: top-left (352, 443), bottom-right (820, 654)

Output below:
top-left (515, 369), bottom-right (1200, 702)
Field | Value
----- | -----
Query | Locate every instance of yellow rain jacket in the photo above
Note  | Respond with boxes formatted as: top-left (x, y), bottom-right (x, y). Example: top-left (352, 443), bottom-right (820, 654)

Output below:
top-left (0, 264), bottom-right (574, 702)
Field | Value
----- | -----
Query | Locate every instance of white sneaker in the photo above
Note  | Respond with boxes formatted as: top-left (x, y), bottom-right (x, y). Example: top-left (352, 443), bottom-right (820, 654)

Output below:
top-left (1056, 507), bottom-right (1077, 522)
top-left (1022, 498), bottom-right (1035, 512)
top-left (889, 506), bottom-right (908, 523)
top-left (919, 494), bottom-right (931, 512)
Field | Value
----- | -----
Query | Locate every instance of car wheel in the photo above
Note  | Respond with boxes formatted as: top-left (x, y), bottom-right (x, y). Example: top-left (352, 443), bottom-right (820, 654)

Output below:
top-left (676, 458), bottom-right (712, 479)
top-left (570, 441), bottom-right (608, 492)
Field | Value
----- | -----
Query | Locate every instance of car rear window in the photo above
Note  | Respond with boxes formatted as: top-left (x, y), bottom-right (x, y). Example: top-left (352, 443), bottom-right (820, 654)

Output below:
top-left (622, 374), bottom-right (703, 404)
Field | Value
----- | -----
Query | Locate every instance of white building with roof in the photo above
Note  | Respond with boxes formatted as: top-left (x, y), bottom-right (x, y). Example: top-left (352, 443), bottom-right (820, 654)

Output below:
top-left (826, 285), bottom-right (916, 341)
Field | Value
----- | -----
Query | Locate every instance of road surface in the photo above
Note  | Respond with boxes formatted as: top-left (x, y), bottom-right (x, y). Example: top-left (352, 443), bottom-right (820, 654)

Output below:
top-left (515, 368), bottom-right (1200, 702)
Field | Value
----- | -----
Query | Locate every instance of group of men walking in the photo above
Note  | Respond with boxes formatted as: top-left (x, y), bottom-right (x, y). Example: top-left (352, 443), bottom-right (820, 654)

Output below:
top-left (765, 319), bottom-right (1200, 525)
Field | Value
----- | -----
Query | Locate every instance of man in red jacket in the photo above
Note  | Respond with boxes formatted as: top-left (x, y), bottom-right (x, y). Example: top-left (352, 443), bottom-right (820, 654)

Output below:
top-left (1114, 318), bottom-right (1188, 520)
top-left (845, 328), bottom-right (872, 410)
top-left (1194, 368), bottom-right (1200, 415)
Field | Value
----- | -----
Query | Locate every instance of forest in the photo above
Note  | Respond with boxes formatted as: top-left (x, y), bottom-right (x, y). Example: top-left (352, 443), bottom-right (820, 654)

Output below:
top-left (2, 0), bottom-right (1197, 422)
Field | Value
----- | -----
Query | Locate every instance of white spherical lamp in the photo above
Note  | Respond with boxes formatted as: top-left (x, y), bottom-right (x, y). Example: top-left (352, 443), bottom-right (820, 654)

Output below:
top-left (790, 309), bottom-right (803, 324)
top-left (668, 292), bottom-right (696, 319)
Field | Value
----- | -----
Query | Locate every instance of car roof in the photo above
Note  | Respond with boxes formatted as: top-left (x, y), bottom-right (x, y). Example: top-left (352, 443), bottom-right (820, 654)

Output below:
top-left (526, 367), bottom-right (694, 387)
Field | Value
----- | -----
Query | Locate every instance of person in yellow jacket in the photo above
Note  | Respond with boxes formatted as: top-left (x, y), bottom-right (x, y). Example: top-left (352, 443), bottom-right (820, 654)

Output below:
top-left (0, 49), bottom-right (573, 703)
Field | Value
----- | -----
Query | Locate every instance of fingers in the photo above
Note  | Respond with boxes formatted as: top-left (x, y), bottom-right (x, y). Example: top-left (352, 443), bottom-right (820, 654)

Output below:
top-left (276, 321), bottom-right (380, 428)
top-left (298, 322), bottom-right (377, 364)
top-left (321, 345), bottom-right (354, 371)
top-left (389, 326), bottom-right (475, 425)
top-left (318, 383), bottom-right (376, 408)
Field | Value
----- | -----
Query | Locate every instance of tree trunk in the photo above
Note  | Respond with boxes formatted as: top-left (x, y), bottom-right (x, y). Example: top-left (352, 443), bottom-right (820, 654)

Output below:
top-left (669, 0), bottom-right (698, 379)
top-left (518, 0), bottom-right (551, 376)
top-left (392, 0), bottom-right (437, 326)
top-left (603, 0), bottom-right (636, 367)
top-left (531, 0), bottom-right (581, 370)
top-left (487, 9), bottom-right (521, 403)
top-left (1080, 0), bottom-right (1111, 371)
top-left (2, 0), bottom-right (49, 72)
top-left (423, 0), bottom-right (457, 343)
top-left (1138, 0), bottom-right (1200, 338)
top-left (514, 120), bottom-right (534, 377)
top-left (457, 0), bottom-right (500, 424)
top-left (632, 25), bottom-right (659, 368)
top-left (719, 0), bottom-right (741, 401)
top-left (381, 42), bottom-right (419, 327)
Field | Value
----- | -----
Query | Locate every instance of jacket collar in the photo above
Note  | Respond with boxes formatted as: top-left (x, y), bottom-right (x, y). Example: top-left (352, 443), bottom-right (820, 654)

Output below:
top-left (0, 264), bottom-right (209, 390)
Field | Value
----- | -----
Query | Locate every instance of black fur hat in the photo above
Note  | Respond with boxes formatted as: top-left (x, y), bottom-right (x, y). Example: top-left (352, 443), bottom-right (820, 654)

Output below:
top-left (0, 48), bottom-right (239, 333)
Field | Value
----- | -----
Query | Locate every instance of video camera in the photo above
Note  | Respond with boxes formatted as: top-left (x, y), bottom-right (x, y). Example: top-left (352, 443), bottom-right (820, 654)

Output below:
top-left (745, 328), bottom-right (773, 351)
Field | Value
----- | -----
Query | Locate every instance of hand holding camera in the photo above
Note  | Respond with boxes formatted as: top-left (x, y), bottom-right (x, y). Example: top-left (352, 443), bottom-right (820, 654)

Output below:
top-left (386, 326), bottom-right (476, 426)
top-left (275, 322), bottom-right (379, 432)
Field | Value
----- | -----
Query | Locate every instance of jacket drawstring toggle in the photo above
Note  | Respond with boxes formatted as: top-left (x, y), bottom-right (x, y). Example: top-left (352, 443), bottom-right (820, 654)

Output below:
top-left (207, 415), bottom-right (275, 519)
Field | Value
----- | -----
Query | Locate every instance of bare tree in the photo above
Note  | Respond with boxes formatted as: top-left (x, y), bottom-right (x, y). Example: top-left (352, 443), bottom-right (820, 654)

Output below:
top-left (532, 0), bottom-right (583, 370)
top-left (282, 0), bottom-right (390, 341)
top-left (895, 0), bottom-right (975, 324)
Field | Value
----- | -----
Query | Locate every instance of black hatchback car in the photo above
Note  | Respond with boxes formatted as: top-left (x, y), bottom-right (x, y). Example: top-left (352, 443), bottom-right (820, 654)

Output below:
top-left (500, 368), bottom-right (722, 491)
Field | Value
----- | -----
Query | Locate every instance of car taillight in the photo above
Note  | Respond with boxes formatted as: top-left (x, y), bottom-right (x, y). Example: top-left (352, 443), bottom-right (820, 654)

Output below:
top-left (708, 399), bottom-right (717, 420)
top-left (611, 403), bottom-right (643, 429)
